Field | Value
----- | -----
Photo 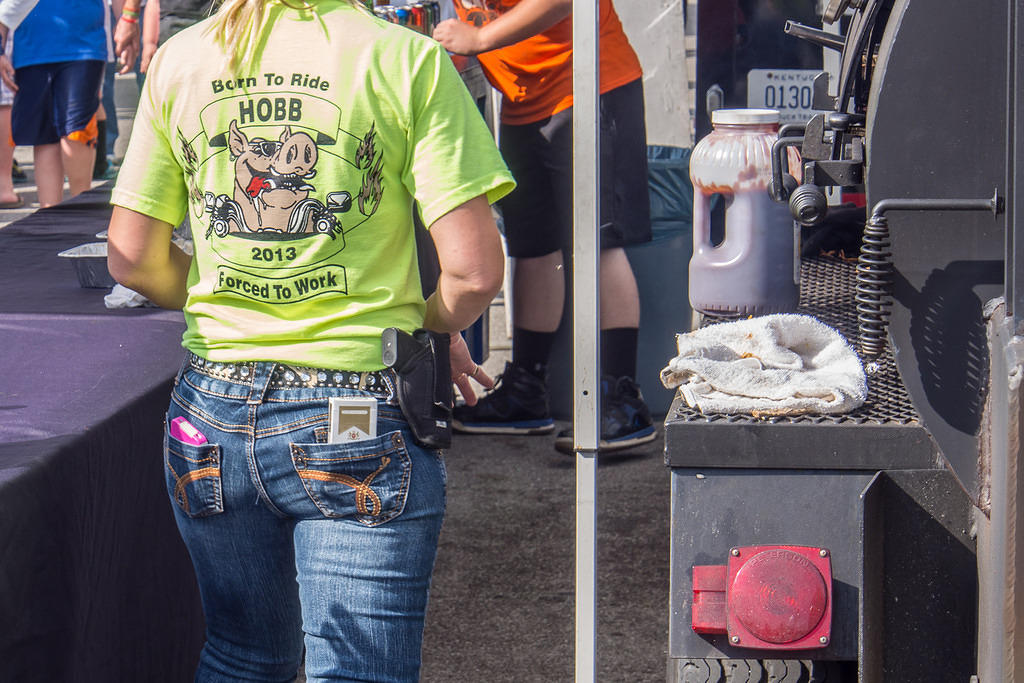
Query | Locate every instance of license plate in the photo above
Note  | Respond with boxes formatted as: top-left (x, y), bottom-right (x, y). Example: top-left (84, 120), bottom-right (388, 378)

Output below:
top-left (746, 69), bottom-right (822, 124)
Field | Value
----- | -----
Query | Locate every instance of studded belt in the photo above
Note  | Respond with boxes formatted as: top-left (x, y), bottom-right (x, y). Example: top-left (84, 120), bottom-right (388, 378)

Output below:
top-left (186, 352), bottom-right (395, 395)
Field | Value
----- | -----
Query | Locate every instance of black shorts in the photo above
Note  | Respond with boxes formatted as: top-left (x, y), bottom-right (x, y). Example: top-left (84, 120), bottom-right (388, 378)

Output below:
top-left (497, 78), bottom-right (652, 258)
top-left (12, 60), bottom-right (104, 146)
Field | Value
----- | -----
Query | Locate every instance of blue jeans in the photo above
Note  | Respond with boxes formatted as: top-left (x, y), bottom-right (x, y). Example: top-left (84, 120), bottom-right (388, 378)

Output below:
top-left (165, 357), bottom-right (446, 682)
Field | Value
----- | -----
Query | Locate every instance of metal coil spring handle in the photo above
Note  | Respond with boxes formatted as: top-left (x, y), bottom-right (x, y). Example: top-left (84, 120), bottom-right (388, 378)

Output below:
top-left (855, 214), bottom-right (894, 358)
top-left (855, 191), bottom-right (1002, 358)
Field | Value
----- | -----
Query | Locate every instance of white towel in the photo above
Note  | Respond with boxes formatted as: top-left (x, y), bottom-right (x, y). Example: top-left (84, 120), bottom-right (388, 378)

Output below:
top-left (104, 284), bottom-right (153, 309)
top-left (660, 314), bottom-right (867, 417)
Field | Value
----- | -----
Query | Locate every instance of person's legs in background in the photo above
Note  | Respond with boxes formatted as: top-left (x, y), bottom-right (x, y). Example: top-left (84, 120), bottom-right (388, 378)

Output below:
top-left (32, 144), bottom-right (64, 208)
top-left (57, 60), bottom-right (105, 198)
top-left (556, 78), bottom-right (655, 453)
top-left (104, 13), bottom-right (121, 159)
top-left (13, 61), bottom-right (104, 208)
top-left (449, 114), bottom-right (565, 437)
top-left (32, 130), bottom-right (97, 208)
top-left (454, 80), bottom-right (656, 453)
top-left (95, 57), bottom-right (120, 180)
top-left (54, 59), bottom-right (104, 204)
top-left (598, 246), bottom-right (641, 375)
top-left (93, 102), bottom-right (109, 180)
top-left (0, 78), bottom-right (22, 207)
top-left (510, 249), bottom-right (563, 388)
top-left (62, 128), bottom-right (98, 197)
top-left (562, 245), bottom-right (656, 455)
top-left (14, 64), bottom-right (65, 207)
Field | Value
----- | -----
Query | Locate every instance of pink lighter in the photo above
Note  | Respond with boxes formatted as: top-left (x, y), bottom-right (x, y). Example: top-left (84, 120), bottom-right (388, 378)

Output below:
top-left (170, 416), bottom-right (208, 445)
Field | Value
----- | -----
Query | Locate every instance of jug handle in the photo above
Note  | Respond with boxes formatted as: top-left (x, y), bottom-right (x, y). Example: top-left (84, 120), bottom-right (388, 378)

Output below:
top-left (692, 190), bottom-right (719, 249)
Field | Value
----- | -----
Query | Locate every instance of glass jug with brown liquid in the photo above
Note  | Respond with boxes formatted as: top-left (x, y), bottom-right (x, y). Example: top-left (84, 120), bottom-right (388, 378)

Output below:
top-left (688, 108), bottom-right (799, 317)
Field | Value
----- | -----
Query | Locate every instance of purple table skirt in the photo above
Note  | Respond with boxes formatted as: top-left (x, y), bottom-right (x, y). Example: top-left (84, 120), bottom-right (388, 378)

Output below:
top-left (0, 312), bottom-right (186, 445)
top-left (0, 186), bottom-right (203, 680)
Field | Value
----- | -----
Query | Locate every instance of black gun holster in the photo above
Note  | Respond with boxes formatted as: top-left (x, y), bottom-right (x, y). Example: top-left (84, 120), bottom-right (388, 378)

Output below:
top-left (381, 328), bottom-right (453, 449)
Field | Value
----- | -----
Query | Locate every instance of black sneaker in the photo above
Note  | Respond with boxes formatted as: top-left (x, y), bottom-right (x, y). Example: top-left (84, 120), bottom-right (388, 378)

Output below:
top-left (554, 375), bottom-right (657, 454)
top-left (452, 361), bottom-right (555, 435)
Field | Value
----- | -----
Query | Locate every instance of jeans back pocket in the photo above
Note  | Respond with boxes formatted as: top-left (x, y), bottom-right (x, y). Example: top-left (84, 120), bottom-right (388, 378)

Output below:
top-left (165, 433), bottom-right (224, 519)
top-left (291, 431), bottom-right (411, 526)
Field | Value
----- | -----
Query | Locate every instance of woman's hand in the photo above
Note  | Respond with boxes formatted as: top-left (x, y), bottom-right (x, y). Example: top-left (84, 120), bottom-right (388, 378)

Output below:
top-left (449, 332), bottom-right (494, 406)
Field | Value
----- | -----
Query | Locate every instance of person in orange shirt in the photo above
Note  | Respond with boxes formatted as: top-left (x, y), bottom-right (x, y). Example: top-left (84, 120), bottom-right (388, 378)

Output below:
top-left (435, 0), bottom-right (656, 454)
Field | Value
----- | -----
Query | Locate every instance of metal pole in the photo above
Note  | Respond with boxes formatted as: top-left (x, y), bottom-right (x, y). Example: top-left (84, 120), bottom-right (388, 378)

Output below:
top-left (572, 0), bottom-right (599, 681)
top-left (1008, 0), bottom-right (1023, 327)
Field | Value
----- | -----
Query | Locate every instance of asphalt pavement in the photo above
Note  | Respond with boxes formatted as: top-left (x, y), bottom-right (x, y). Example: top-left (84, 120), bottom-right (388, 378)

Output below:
top-left (413, 298), bottom-right (673, 682)
top-left (421, 425), bottom-right (670, 682)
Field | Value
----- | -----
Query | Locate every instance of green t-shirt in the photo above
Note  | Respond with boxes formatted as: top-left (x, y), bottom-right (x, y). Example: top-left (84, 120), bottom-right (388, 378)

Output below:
top-left (112, 1), bottom-right (514, 370)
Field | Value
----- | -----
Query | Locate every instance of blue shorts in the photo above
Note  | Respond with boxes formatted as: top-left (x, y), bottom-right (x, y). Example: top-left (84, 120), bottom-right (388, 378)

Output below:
top-left (12, 60), bottom-right (104, 146)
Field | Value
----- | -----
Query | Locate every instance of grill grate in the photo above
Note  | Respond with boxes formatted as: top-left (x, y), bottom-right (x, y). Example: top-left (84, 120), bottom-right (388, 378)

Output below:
top-left (669, 255), bottom-right (921, 426)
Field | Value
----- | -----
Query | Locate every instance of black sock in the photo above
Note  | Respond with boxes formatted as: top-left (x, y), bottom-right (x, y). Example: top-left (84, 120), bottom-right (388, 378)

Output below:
top-left (601, 327), bottom-right (638, 380)
top-left (511, 327), bottom-right (556, 379)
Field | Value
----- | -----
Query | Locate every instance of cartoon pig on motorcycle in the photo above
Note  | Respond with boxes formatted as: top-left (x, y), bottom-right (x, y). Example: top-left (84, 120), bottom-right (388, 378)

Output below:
top-left (205, 120), bottom-right (352, 238)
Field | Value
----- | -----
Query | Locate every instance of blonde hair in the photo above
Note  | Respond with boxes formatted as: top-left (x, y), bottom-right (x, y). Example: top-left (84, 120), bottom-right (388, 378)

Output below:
top-left (209, 0), bottom-right (362, 71)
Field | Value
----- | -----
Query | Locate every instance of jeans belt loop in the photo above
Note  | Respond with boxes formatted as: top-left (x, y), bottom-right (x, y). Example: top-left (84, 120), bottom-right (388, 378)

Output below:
top-left (248, 362), bottom-right (274, 406)
top-left (174, 355), bottom-right (188, 387)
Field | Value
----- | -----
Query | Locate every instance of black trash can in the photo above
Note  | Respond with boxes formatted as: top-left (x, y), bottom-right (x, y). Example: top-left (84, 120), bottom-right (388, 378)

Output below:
top-left (548, 145), bottom-right (694, 419)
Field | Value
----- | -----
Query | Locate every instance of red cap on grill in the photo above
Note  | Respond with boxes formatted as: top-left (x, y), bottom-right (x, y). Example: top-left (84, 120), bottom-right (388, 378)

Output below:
top-left (726, 545), bottom-right (832, 649)
top-left (691, 544), bottom-right (833, 650)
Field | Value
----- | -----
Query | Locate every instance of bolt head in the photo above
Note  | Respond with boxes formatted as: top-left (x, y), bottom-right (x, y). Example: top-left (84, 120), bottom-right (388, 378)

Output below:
top-left (730, 548), bottom-right (740, 557)
top-left (730, 635), bottom-right (740, 644)
top-left (819, 548), bottom-right (829, 557)
top-left (819, 636), bottom-right (829, 645)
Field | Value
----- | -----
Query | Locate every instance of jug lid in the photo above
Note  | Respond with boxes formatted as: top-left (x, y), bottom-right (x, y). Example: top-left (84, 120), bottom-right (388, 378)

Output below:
top-left (711, 108), bottom-right (780, 125)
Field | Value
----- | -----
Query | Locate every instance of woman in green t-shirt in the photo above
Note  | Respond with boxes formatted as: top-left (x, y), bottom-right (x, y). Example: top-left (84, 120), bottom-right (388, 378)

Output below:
top-left (107, 0), bottom-right (514, 679)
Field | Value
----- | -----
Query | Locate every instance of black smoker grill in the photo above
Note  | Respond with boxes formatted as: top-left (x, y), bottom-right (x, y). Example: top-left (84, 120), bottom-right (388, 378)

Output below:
top-left (664, 0), bottom-right (1021, 680)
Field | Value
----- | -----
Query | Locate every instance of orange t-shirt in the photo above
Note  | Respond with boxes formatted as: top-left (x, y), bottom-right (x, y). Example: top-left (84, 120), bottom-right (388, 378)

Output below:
top-left (452, 0), bottom-right (643, 125)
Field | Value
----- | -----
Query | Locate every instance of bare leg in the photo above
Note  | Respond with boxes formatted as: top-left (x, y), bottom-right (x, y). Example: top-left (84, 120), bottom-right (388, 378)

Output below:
top-left (61, 135), bottom-right (96, 198)
top-left (598, 247), bottom-right (640, 329)
top-left (34, 143), bottom-right (65, 208)
top-left (0, 106), bottom-right (18, 204)
top-left (512, 247), bottom-right (641, 331)
top-left (511, 250), bottom-right (565, 333)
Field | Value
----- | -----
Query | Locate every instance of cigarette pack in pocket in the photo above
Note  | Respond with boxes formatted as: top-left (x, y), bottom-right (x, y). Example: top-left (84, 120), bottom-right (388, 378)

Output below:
top-left (327, 397), bottom-right (378, 443)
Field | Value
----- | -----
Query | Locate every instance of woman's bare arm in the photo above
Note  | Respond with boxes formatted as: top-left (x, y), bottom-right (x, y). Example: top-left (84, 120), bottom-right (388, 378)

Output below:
top-left (107, 206), bottom-right (191, 309)
top-left (424, 195), bottom-right (505, 403)
top-left (423, 195), bottom-right (504, 334)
